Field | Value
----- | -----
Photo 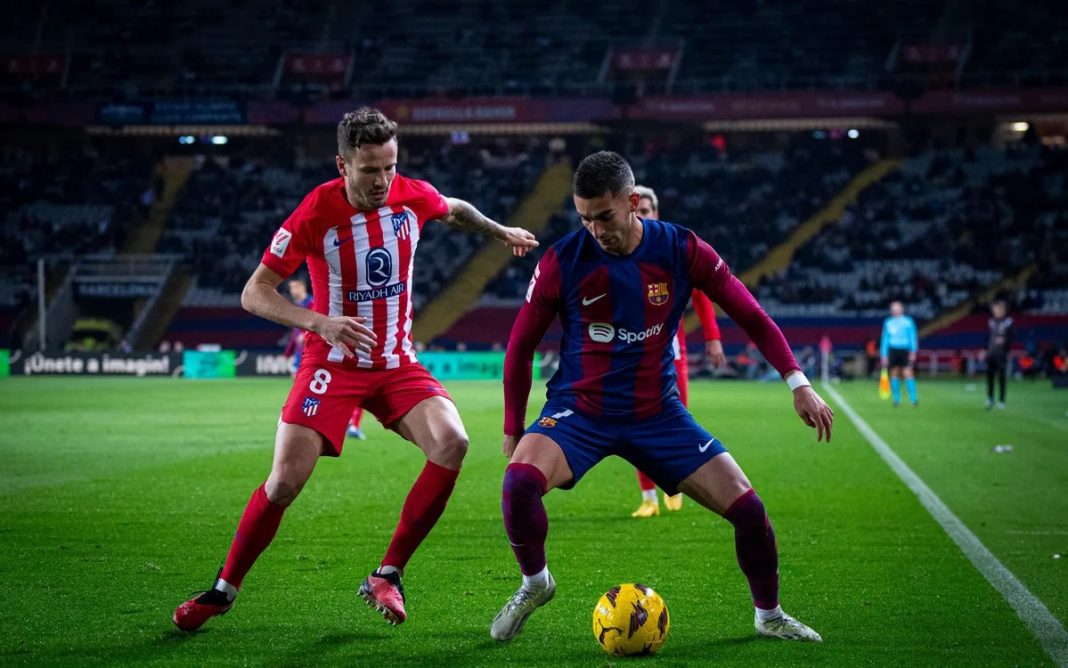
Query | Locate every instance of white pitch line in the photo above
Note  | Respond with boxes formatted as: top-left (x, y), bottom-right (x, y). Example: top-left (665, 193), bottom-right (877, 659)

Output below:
top-left (822, 383), bottom-right (1068, 667)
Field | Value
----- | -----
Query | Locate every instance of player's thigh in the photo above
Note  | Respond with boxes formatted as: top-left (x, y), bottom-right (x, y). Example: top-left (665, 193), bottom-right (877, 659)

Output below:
top-left (620, 402), bottom-right (727, 496)
top-left (677, 452), bottom-right (752, 516)
top-left (281, 357), bottom-right (363, 455)
top-left (395, 395), bottom-right (469, 468)
top-left (266, 422), bottom-right (329, 505)
top-left (511, 433), bottom-right (575, 491)
top-left (522, 406), bottom-right (611, 490)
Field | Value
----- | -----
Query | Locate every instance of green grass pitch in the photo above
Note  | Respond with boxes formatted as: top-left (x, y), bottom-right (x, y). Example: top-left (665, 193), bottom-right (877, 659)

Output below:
top-left (1, 376), bottom-right (1065, 666)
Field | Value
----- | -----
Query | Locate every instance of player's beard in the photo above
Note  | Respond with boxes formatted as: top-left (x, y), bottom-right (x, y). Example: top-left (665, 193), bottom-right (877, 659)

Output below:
top-left (347, 181), bottom-right (388, 210)
top-left (365, 188), bottom-right (388, 207)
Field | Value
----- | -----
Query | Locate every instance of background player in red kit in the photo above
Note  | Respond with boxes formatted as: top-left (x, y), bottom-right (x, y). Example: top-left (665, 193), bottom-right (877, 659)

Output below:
top-left (491, 151), bottom-right (833, 643)
top-left (631, 185), bottom-right (725, 517)
top-left (174, 107), bottom-right (538, 631)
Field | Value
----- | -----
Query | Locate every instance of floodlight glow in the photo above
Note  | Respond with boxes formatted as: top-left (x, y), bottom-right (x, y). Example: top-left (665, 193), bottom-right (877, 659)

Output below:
top-left (211, 135), bottom-right (229, 145)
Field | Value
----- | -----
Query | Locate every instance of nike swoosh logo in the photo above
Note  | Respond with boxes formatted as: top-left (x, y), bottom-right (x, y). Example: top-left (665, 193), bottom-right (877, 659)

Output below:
top-left (333, 237), bottom-right (352, 247)
top-left (582, 294), bottom-right (606, 306)
top-left (698, 439), bottom-right (714, 453)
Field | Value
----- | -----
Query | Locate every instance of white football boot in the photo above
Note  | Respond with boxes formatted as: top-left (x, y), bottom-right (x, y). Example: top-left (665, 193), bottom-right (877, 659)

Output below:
top-left (490, 573), bottom-right (556, 641)
top-left (755, 611), bottom-right (823, 642)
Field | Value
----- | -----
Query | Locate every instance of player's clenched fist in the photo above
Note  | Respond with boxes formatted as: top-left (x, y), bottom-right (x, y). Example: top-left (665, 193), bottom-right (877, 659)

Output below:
top-left (792, 386), bottom-right (834, 442)
top-left (314, 315), bottom-right (377, 357)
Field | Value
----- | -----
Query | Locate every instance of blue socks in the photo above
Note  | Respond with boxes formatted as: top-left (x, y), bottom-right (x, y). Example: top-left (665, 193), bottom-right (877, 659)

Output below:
top-left (905, 378), bottom-right (918, 405)
top-left (890, 377), bottom-right (901, 404)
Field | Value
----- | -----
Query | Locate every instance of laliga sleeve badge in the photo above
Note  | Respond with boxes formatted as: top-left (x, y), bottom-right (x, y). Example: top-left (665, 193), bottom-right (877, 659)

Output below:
top-left (271, 228), bottom-right (292, 257)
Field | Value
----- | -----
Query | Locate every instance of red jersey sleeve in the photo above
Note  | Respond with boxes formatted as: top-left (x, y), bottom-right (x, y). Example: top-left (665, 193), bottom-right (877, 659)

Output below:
top-left (503, 247), bottom-right (562, 435)
top-left (691, 289), bottom-right (721, 341)
top-left (685, 231), bottom-right (800, 378)
top-left (260, 192), bottom-right (316, 278)
top-left (405, 177), bottom-right (450, 227)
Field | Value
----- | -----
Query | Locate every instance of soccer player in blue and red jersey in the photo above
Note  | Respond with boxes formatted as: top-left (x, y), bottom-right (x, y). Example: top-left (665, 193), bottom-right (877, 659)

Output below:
top-left (173, 107), bottom-right (537, 632)
top-left (491, 151), bottom-right (833, 643)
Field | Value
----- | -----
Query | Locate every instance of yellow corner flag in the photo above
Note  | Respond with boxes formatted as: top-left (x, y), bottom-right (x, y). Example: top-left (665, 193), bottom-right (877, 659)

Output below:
top-left (879, 368), bottom-right (891, 400)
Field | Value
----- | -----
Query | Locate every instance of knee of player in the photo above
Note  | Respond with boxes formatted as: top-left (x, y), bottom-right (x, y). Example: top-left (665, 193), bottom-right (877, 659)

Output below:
top-left (503, 462), bottom-right (548, 499)
top-left (429, 430), bottom-right (469, 466)
top-left (264, 477), bottom-right (304, 506)
top-left (723, 488), bottom-right (771, 529)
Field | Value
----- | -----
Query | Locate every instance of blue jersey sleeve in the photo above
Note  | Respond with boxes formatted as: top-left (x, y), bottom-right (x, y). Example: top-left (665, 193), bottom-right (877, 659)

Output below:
top-left (879, 318), bottom-right (890, 357)
top-left (907, 317), bottom-right (918, 352)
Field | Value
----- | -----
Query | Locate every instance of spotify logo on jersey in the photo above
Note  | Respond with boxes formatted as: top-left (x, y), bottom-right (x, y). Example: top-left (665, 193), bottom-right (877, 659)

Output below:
top-left (588, 322), bottom-right (616, 343)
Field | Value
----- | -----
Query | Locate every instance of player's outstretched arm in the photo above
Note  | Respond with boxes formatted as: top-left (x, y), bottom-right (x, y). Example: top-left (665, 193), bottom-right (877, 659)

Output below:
top-left (686, 232), bottom-right (833, 441)
top-left (502, 249), bottom-right (561, 457)
top-left (242, 263), bottom-right (376, 358)
top-left (440, 197), bottom-right (539, 257)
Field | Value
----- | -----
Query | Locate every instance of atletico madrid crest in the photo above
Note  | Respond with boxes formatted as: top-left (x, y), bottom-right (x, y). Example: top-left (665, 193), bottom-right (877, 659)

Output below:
top-left (391, 212), bottom-right (411, 240)
top-left (647, 282), bottom-right (669, 306)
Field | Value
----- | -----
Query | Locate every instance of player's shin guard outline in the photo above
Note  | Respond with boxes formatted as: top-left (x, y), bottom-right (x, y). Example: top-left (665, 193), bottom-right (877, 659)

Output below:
top-left (502, 463), bottom-right (549, 576)
top-left (220, 483), bottom-right (286, 589)
top-left (382, 460), bottom-right (459, 572)
top-left (724, 488), bottom-right (779, 610)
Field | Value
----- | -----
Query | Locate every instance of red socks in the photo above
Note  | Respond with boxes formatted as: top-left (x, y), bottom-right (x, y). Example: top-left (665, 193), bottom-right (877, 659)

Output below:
top-left (381, 460), bottom-right (460, 571)
top-left (219, 484), bottom-right (286, 588)
top-left (636, 470), bottom-right (657, 492)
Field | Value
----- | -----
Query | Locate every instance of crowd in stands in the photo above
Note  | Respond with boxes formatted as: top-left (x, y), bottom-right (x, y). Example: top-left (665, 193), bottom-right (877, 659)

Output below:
top-left (661, 0), bottom-right (942, 92)
top-left (0, 143), bottom-right (152, 346)
top-left (6, 0), bottom-right (1066, 100)
top-left (760, 140), bottom-right (1068, 319)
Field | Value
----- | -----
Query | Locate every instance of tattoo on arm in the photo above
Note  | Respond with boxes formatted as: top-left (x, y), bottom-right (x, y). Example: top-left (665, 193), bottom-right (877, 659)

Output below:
top-left (441, 198), bottom-right (506, 238)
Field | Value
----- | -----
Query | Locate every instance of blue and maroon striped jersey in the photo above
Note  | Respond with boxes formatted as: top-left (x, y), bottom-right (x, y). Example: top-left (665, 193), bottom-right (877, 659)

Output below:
top-left (504, 219), bottom-right (800, 434)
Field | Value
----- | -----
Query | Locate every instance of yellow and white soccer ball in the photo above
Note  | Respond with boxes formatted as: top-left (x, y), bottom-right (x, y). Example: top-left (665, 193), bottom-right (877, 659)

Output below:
top-left (592, 583), bottom-right (670, 656)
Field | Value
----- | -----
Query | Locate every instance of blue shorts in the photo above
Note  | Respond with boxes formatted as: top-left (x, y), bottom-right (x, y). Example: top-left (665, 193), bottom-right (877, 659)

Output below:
top-left (525, 399), bottom-right (727, 495)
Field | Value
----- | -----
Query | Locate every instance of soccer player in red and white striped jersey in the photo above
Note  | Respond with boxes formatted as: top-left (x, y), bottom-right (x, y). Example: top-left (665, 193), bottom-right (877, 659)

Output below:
top-left (174, 107), bottom-right (537, 632)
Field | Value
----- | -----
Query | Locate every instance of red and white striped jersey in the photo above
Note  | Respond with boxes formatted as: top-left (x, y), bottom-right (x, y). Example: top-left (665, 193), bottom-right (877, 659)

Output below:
top-left (260, 174), bottom-right (449, 369)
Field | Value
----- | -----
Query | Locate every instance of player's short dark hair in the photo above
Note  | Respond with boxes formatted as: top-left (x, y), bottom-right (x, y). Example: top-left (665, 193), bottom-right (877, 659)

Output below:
top-left (337, 107), bottom-right (398, 158)
top-left (573, 151), bottom-right (635, 199)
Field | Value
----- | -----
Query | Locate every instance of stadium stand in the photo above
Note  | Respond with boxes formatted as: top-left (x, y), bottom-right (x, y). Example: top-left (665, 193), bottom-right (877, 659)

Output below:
top-left (761, 142), bottom-right (1067, 320)
top-left (0, 143), bottom-right (153, 348)
top-left (7, 0), bottom-right (1067, 100)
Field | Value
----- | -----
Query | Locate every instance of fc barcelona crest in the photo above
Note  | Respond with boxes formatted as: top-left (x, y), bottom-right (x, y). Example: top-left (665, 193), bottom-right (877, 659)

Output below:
top-left (538, 417), bottom-right (557, 428)
top-left (647, 282), bottom-right (669, 306)
top-left (391, 212), bottom-right (411, 240)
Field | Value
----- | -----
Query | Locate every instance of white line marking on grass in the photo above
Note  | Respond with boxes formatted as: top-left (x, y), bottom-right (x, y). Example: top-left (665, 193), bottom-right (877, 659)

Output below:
top-left (822, 383), bottom-right (1068, 667)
